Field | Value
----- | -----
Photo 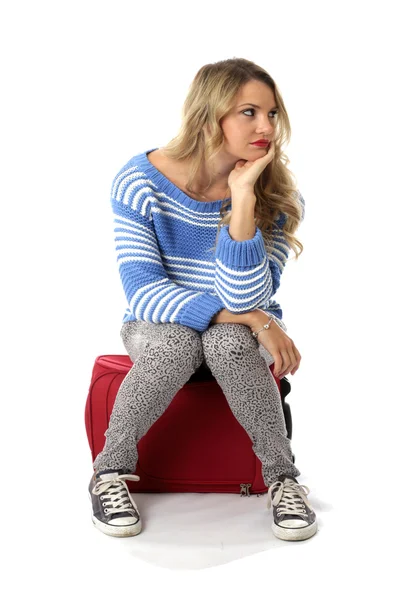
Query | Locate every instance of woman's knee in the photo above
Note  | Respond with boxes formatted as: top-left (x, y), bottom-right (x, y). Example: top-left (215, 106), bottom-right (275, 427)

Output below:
top-left (157, 322), bottom-right (203, 353)
top-left (202, 323), bottom-right (257, 359)
top-left (121, 321), bottom-right (203, 367)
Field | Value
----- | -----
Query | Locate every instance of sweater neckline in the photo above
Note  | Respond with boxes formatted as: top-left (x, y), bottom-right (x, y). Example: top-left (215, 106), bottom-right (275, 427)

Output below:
top-left (137, 147), bottom-right (231, 213)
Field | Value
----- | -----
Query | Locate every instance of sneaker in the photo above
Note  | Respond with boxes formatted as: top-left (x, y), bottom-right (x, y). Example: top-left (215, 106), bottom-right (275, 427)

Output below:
top-left (266, 474), bottom-right (318, 541)
top-left (88, 469), bottom-right (142, 537)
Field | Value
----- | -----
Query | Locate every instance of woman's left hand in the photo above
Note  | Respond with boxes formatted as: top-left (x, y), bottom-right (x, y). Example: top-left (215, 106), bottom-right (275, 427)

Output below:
top-left (228, 140), bottom-right (275, 193)
top-left (250, 308), bottom-right (301, 378)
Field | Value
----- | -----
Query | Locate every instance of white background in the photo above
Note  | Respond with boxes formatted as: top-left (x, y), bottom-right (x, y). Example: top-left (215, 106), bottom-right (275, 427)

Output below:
top-left (1, 0), bottom-right (399, 597)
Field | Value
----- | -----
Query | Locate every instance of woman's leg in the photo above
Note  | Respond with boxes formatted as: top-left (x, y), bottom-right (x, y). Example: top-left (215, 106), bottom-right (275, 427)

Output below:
top-left (93, 321), bottom-right (204, 474)
top-left (201, 323), bottom-right (301, 486)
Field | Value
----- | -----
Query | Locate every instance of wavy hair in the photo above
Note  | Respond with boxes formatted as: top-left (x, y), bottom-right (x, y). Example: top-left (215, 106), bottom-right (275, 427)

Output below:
top-left (161, 57), bottom-right (304, 260)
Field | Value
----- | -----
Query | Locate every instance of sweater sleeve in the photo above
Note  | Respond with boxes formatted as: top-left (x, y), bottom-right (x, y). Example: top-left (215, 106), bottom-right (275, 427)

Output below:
top-left (214, 225), bottom-right (273, 313)
top-left (111, 192), bottom-right (225, 333)
top-left (214, 191), bottom-right (305, 313)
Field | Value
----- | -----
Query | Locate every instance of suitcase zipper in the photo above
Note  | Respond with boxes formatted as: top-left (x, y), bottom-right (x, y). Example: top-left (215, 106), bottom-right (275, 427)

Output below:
top-left (135, 466), bottom-right (256, 493)
top-left (239, 483), bottom-right (252, 497)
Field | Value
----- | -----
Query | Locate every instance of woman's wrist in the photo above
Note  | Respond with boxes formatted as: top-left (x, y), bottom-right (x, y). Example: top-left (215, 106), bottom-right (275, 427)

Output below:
top-left (246, 309), bottom-right (274, 331)
top-left (211, 308), bottom-right (255, 326)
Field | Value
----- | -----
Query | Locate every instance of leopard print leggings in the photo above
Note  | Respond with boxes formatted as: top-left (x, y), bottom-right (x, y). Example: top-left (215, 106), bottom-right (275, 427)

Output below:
top-left (93, 320), bottom-right (301, 486)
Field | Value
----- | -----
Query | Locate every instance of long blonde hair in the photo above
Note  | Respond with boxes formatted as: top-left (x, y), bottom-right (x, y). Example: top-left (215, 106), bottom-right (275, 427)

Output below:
top-left (161, 57), bottom-right (304, 259)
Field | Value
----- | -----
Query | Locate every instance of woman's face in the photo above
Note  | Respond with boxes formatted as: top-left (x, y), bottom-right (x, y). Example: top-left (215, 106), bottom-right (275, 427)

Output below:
top-left (220, 80), bottom-right (278, 160)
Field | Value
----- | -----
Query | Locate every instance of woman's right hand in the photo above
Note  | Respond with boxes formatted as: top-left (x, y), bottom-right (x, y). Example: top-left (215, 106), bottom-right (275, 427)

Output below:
top-left (250, 311), bottom-right (302, 378)
top-left (228, 141), bottom-right (275, 194)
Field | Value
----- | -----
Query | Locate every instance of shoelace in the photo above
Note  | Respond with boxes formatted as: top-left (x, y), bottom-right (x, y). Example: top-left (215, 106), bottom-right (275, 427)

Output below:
top-left (92, 474), bottom-right (140, 518)
top-left (266, 480), bottom-right (313, 517)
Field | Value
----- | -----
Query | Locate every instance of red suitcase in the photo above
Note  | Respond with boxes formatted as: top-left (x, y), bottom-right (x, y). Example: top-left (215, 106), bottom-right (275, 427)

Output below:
top-left (84, 355), bottom-right (294, 496)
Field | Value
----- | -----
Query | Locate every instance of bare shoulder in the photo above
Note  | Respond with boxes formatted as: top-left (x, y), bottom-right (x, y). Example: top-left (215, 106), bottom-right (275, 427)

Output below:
top-left (147, 148), bottom-right (171, 170)
top-left (147, 148), bottom-right (186, 185)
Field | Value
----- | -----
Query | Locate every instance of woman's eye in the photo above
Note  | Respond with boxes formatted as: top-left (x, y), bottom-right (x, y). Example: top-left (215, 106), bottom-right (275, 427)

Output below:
top-left (242, 109), bottom-right (278, 118)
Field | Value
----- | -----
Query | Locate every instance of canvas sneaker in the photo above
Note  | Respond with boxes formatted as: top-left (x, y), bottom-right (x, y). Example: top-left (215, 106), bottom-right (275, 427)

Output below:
top-left (88, 469), bottom-right (142, 537)
top-left (266, 474), bottom-right (318, 541)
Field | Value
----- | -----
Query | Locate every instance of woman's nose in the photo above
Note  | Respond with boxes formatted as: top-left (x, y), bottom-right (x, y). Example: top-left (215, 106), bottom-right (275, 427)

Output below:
top-left (257, 123), bottom-right (274, 135)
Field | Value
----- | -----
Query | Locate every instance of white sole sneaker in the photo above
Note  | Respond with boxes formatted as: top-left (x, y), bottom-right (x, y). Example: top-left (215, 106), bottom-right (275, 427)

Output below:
top-left (267, 476), bottom-right (318, 542)
top-left (272, 518), bottom-right (318, 541)
top-left (88, 491), bottom-right (142, 537)
top-left (88, 471), bottom-right (143, 537)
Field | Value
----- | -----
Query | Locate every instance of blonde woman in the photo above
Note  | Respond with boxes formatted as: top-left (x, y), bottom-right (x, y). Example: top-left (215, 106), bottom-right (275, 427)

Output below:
top-left (89, 57), bottom-right (317, 542)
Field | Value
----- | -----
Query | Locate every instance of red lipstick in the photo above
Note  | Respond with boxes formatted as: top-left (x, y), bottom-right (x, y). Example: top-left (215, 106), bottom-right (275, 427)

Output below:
top-left (251, 140), bottom-right (270, 147)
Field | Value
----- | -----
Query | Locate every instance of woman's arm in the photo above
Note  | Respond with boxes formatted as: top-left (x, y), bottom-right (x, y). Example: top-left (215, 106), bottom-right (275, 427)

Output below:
top-left (228, 192), bottom-right (257, 241)
top-left (210, 308), bottom-right (254, 326)
top-left (211, 308), bottom-right (300, 378)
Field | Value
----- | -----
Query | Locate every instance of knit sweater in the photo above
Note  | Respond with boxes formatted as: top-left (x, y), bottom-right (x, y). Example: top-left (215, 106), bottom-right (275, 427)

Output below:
top-left (110, 147), bottom-right (305, 333)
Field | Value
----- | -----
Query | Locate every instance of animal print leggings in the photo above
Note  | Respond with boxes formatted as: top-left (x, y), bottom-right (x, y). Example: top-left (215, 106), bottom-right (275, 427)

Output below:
top-left (93, 319), bottom-right (301, 486)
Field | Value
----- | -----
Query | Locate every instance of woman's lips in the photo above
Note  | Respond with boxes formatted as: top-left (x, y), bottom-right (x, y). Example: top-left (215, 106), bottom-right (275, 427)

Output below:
top-left (251, 141), bottom-right (270, 147)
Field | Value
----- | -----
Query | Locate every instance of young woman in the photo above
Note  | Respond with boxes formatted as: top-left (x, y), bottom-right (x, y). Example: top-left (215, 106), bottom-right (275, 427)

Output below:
top-left (89, 57), bottom-right (318, 542)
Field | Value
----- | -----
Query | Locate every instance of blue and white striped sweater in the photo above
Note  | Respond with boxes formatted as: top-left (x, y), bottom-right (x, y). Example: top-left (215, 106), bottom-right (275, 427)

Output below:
top-left (111, 148), bottom-right (304, 333)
